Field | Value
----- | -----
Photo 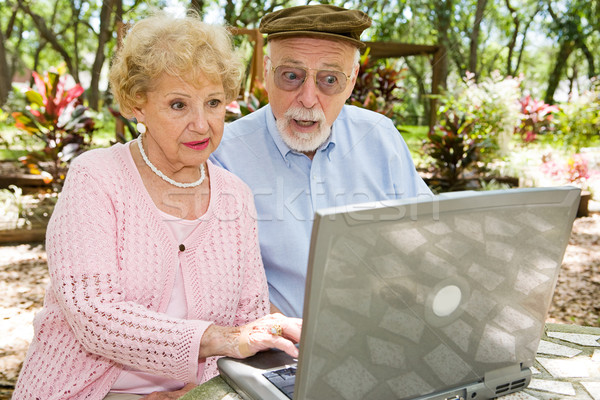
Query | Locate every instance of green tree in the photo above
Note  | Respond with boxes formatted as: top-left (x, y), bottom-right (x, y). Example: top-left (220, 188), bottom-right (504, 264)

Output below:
top-left (502, 0), bottom-right (543, 77)
top-left (1, 0), bottom-right (599, 125)
top-left (543, 0), bottom-right (599, 103)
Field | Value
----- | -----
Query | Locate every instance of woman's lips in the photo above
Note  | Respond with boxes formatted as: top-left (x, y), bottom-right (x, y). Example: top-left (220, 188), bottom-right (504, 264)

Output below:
top-left (183, 139), bottom-right (209, 151)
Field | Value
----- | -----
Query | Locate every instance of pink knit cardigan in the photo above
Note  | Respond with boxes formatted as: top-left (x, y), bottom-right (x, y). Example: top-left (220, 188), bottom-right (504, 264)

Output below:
top-left (13, 143), bottom-right (269, 400)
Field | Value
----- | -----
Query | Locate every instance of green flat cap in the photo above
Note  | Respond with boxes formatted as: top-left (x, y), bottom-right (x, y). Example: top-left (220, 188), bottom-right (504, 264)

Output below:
top-left (259, 5), bottom-right (372, 49)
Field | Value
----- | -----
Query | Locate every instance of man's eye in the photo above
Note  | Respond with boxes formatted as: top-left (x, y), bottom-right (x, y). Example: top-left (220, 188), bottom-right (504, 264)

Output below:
top-left (283, 71), bottom-right (301, 81)
top-left (323, 75), bottom-right (338, 85)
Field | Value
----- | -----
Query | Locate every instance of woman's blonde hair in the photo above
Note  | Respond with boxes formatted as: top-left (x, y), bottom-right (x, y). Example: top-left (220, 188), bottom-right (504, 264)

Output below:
top-left (109, 11), bottom-right (244, 118)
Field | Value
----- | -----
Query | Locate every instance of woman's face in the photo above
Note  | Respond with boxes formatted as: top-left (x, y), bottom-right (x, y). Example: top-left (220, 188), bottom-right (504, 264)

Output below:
top-left (133, 72), bottom-right (226, 173)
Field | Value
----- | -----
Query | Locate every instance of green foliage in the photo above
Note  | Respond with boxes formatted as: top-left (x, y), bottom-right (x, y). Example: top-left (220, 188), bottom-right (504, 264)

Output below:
top-left (454, 72), bottom-right (523, 156)
top-left (424, 110), bottom-right (491, 192)
top-left (0, 185), bottom-right (25, 229)
top-left (237, 80), bottom-right (270, 116)
top-left (516, 95), bottom-right (559, 142)
top-left (550, 83), bottom-right (600, 151)
top-left (11, 68), bottom-right (96, 189)
top-left (424, 71), bottom-right (524, 188)
top-left (0, 184), bottom-right (58, 229)
top-left (107, 105), bottom-right (138, 144)
top-left (398, 125), bottom-right (428, 148)
top-left (347, 49), bottom-right (406, 118)
top-left (423, 71), bottom-right (537, 191)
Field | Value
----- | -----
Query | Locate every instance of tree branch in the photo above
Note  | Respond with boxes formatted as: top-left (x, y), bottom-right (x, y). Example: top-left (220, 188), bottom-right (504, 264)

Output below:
top-left (19, 1), bottom-right (78, 81)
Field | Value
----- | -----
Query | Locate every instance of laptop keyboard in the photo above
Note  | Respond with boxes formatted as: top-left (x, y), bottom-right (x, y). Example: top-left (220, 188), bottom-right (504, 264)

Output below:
top-left (263, 365), bottom-right (297, 399)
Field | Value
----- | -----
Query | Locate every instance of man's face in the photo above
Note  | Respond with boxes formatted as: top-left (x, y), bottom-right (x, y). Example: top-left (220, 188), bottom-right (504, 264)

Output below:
top-left (264, 37), bottom-right (358, 155)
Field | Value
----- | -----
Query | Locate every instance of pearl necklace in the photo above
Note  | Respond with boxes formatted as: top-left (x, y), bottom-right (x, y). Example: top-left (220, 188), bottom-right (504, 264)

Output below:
top-left (137, 134), bottom-right (206, 188)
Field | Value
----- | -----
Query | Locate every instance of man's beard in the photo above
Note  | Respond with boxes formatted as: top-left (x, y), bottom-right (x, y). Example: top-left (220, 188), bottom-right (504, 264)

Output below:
top-left (276, 107), bottom-right (332, 153)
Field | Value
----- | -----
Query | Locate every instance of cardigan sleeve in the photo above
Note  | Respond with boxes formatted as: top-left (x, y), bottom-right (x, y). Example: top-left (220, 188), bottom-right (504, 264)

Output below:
top-left (233, 187), bottom-right (270, 326)
top-left (46, 156), bottom-right (206, 382)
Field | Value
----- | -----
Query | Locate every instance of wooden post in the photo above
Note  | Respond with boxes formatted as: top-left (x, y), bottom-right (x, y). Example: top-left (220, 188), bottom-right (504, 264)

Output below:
top-left (362, 41), bottom-right (442, 130)
top-left (429, 45), bottom-right (445, 131)
top-left (228, 28), bottom-right (264, 96)
top-left (229, 27), bottom-right (264, 96)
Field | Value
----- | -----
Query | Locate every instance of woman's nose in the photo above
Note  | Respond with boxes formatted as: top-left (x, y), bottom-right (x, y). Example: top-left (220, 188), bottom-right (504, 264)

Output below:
top-left (190, 107), bottom-right (209, 132)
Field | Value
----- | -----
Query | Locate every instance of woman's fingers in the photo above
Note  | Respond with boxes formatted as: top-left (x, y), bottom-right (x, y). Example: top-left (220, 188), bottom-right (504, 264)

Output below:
top-left (279, 317), bottom-right (302, 343)
top-left (237, 314), bottom-right (303, 358)
top-left (269, 335), bottom-right (299, 358)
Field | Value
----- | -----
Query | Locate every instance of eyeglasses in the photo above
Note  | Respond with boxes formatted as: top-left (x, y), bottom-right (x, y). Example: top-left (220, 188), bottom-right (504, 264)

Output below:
top-left (270, 64), bottom-right (351, 95)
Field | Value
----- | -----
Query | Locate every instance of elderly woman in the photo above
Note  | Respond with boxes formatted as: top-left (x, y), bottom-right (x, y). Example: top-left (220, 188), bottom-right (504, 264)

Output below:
top-left (13, 12), bottom-right (301, 400)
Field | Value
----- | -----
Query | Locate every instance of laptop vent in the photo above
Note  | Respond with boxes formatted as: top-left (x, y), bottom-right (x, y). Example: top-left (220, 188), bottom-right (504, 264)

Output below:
top-left (495, 378), bottom-right (527, 395)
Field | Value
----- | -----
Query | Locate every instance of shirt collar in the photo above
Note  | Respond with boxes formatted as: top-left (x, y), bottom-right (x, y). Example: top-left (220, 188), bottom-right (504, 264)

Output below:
top-left (266, 105), bottom-right (337, 164)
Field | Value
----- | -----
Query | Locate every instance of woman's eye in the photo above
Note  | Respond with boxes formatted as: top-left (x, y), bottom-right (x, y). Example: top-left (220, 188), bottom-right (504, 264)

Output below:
top-left (208, 99), bottom-right (222, 108)
top-left (171, 101), bottom-right (185, 110)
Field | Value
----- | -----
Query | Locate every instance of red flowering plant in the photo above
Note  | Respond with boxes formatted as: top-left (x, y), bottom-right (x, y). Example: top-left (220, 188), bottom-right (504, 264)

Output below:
top-left (11, 69), bottom-right (95, 189)
top-left (236, 80), bottom-right (270, 117)
top-left (516, 95), bottom-right (559, 143)
top-left (347, 49), bottom-right (406, 118)
top-left (540, 153), bottom-right (595, 191)
top-left (424, 109), bottom-right (491, 192)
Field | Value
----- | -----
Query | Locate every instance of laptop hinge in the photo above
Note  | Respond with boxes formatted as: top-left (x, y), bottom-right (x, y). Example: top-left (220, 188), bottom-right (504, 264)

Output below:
top-left (483, 364), bottom-right (532, 397)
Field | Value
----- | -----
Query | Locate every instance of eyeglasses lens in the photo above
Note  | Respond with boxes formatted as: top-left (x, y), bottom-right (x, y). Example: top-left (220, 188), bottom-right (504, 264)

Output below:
top-left (274, 66), bottom-right (346, 95)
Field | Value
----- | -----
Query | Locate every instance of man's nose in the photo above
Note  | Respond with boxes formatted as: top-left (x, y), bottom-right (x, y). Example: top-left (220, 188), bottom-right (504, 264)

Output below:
top-left (296, 73), bottom-right (319, 109)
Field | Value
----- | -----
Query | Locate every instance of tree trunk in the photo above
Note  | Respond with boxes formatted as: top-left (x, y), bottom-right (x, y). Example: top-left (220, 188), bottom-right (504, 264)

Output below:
top-left (88, 0), bottom-right (115, 111)
top-left (513, 13), bottom-right (536, 76)
top-left (504, 0), bottom-right (519, 76)
top-left (433, 0), bottom-right (453, 91)
top-left (568, 61), bottom-right (578, 97)
top-left (30, 41), bottom-right (48, 87)
top-left (576, 39), bottom-right (596, 79)
top-left (468, 0), bottom-right (488, 78)
top-left (0, 2), bottom-right (19, 107)
top-left (405, 58), bottom-right (430, 126)
top-left (0, 29), bottom-right (11, 107)
top-left (69, 1), bottom-right (81, 87)
top-left (544, 39), bottom-right (575, 104)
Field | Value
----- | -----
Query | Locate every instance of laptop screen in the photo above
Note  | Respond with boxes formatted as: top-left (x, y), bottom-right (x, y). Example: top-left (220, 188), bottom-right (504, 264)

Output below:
top-left (295, 187), bottom-right (580, 400)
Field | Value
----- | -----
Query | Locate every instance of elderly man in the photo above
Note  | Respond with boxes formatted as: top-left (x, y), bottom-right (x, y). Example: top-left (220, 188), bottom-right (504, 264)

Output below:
top-left (211, 5), bottom-right (431, 318)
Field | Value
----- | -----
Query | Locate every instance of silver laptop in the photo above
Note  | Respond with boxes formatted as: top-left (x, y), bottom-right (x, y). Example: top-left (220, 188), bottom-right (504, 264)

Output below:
top-left (218, 186), bottom-right (580, 400)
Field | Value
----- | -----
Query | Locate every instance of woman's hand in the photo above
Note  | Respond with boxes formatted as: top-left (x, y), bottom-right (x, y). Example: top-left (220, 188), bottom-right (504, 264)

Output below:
top-left (140, 383), bottom-right (196, 399)
top-left (199, 313), bottom-right (302, 360)
top-left (238, 313), bottom-right (302, 358)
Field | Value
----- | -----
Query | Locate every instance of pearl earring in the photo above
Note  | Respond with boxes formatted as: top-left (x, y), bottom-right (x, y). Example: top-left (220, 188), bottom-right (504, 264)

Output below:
top-left (136, 122), bottom-right (147, 134)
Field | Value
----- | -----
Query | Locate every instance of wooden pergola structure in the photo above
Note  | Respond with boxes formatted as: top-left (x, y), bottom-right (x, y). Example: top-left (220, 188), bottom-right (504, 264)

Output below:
top-left (363, 41), bottom-right (444, 128)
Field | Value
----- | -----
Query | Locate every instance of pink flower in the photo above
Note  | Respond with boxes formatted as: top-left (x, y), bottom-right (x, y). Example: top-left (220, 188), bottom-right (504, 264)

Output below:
top-left (226, 101), bottom-right (241, 114)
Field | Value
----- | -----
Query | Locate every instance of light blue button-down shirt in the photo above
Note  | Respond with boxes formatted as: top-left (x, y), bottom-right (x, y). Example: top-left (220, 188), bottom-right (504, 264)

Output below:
top-left (211, 104), bottom-right (431, 317)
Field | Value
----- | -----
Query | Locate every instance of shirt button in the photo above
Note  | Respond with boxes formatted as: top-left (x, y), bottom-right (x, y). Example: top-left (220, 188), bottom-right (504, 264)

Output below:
top-left (179, 244), bottom-right (185, 251)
